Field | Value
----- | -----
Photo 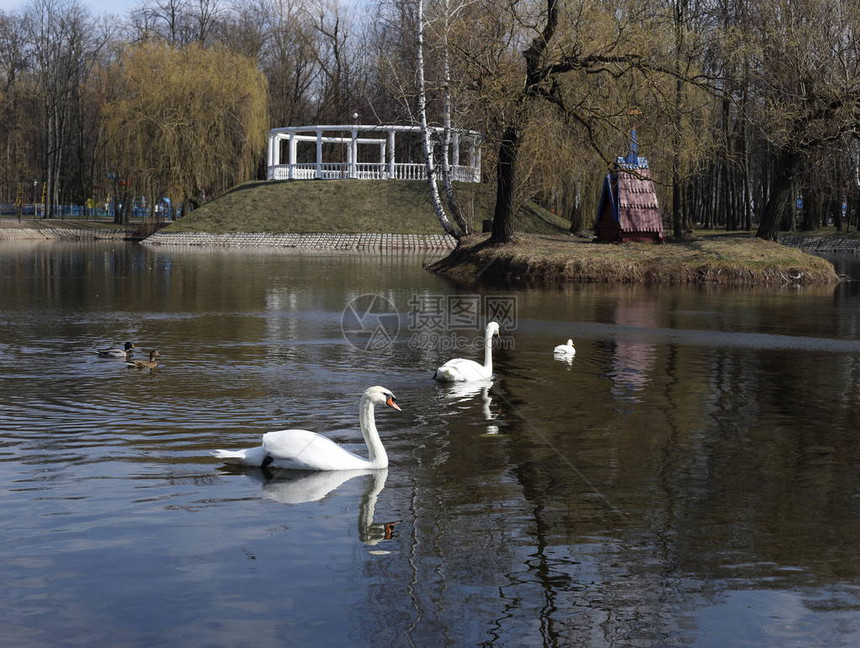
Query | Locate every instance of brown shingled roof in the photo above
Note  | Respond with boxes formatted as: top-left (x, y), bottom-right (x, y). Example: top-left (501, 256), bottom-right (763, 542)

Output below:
top-left (616, 169), bottom-right (662, 233)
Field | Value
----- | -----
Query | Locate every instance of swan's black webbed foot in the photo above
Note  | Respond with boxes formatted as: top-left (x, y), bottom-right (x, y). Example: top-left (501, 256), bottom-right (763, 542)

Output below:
top-left (261, 455), bottom-right (274, 469)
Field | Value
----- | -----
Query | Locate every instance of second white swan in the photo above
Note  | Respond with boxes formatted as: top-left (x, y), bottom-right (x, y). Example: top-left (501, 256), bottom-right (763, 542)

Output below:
top-left (553, 339), bottom-right (576, 358)
top-left (434, 321), bottom-right (500, 382)
top-left (210, 386), bottom-right (401, 471)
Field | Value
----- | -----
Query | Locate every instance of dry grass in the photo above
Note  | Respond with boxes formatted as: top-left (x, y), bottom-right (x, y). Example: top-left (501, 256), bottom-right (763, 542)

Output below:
top-left (429, 233), bottom-right (840, 286)
top-left (164, 180), bottom-right (480, 235)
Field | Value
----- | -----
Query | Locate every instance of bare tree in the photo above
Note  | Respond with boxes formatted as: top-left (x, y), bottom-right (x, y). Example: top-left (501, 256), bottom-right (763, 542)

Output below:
top-left (25, 0), bottom-right (107, 217)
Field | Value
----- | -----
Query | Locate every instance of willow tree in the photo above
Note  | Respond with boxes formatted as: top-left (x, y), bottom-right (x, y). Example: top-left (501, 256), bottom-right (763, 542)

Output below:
top-left (103, 41), bottom-right (268, 217)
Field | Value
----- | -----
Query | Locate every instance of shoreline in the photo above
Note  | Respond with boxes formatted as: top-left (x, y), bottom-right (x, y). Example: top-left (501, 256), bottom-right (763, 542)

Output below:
top-left (1, 221), bottom-right (851, 285)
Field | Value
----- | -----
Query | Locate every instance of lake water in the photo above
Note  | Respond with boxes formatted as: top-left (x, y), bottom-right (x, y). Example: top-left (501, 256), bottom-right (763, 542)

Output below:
top-left (1, 241), bottom-right (859, 647)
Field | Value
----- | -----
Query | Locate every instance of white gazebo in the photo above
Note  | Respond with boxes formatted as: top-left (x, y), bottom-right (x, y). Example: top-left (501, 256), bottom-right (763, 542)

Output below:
top-left (265, 124), bottom-right (482, 182)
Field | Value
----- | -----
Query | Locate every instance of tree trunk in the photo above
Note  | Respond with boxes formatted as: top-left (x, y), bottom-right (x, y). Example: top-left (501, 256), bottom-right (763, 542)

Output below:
top-left (670, 0), bottom-right (685, 240)
top-left (830, 198), bottom-right (843, 231)
top-left (756, 150), bottom-right (797, 241)
top-left (488, 0), bottom-right (559, 245)
top-left (800, 188), bottom-right (821, 231)
top-left (848, 198), bottom-right (860, 231)
top-left (565, 178), bottom-right (583, 234)
top-left (490, 125), bottom-right (521, 244)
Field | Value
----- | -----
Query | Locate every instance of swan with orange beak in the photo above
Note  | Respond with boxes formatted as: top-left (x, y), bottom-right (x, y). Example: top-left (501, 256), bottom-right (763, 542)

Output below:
top-left (211, 386), bottom-right (401, 471)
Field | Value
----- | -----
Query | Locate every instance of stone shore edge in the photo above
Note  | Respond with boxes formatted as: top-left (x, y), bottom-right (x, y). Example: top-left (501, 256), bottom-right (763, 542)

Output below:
top-left (0, 227), bottom-right (457, 250)
top-left (779, 235), bottom-right (860, 253)
top-left (0, 227), bottom-right (130, 241)
top-left (142, 231), bottom-right (457, 250)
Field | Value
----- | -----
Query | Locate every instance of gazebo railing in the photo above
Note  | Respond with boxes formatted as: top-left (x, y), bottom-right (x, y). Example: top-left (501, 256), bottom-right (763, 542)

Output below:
top-left (269, 162), bottom-right (479, 182)
top-left (266, 124), bottom-right (482, 183)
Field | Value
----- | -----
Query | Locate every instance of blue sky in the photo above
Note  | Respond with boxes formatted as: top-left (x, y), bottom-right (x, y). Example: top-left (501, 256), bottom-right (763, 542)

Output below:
top-left (0, 0), bottom-right (137, 16)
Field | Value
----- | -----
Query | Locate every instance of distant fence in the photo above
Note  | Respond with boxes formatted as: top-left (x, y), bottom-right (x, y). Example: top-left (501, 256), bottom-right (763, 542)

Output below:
top-left (0, 203), bottom-right (172, 221)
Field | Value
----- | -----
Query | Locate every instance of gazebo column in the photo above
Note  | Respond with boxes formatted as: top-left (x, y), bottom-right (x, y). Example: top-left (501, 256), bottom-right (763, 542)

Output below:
top-left (346, 139), bottom-right (352, 178)
top-left (266, 134), bottom-right (276, 180)
top-left (379, 143), bottom-right (386, 180)
top-left (388, 131), bottom-right (396, 179)
top-left (315, 129), bottom-right (323, 179)
top-left (470, 138), bottom-right (481, 182)
top-left (350, 128), bottom-right (358, 179)
top-left (452, 132), bottom-right (460, 179)
top-left (288, 135), bottom-right (298, 179)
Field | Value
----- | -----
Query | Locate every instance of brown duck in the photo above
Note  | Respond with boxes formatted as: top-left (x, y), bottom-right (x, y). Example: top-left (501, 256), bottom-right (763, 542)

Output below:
top-left (126, 350), bottom-right (161, 370)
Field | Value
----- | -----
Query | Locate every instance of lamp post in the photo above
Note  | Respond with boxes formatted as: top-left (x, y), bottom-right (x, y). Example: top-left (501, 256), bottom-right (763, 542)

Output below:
top-left (350, 113), bottom-right (359, 179)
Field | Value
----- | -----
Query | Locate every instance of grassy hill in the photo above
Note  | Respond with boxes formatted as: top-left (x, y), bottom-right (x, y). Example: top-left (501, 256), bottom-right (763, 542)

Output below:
top-left (162, 179), bottom-right (571, 235)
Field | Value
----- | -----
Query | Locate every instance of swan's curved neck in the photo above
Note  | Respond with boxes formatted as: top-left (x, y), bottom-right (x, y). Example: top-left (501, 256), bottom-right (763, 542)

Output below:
top-left (483, 328), bottom-right (495, 374)
top-left (359, 395), bottom-right (388, 468)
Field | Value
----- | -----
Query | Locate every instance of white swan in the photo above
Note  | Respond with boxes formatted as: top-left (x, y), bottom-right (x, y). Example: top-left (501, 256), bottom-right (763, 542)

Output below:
top-left (553, 339), bottom-right (576, 358)
top-left (433, 321), bottom-right (500, 382)
top-left (210, 386), bottom-right (400, 471)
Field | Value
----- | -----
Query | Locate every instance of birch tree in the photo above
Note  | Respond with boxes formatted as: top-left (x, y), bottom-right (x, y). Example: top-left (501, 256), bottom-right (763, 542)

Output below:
top-left (416, 0), bottom-right (458, 238)
top-left (436, 0), bottom-right (469, 234)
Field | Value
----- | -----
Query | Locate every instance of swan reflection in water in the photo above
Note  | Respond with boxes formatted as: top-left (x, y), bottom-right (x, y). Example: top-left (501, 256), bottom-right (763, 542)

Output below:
top-left (228, 466), bottom-right (397, 546)
top-left (440, 379), bottom-right (499, 435)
